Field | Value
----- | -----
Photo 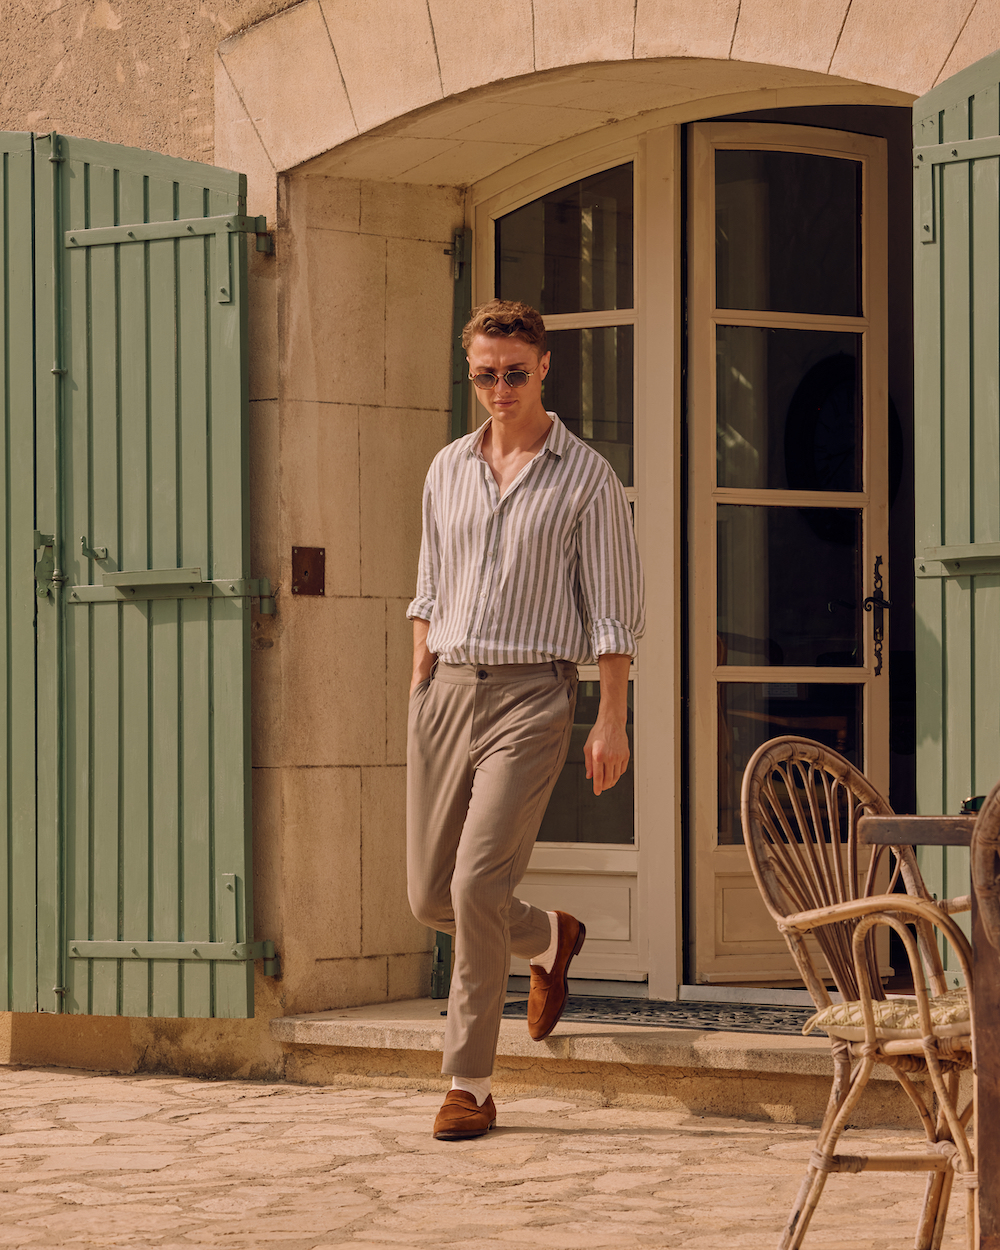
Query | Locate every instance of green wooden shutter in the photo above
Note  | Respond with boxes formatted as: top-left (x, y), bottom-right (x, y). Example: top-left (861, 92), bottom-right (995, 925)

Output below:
top-left (913, 53), bottom-right (1000, 932)
top-left (0, 135), bottom-right (41, 1011)
top-left (2, 131), bottom-right (273, 1018)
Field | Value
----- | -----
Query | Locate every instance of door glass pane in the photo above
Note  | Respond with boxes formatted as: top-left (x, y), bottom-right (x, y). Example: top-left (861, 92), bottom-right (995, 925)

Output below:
top-left (544, 325), bottom-right (633, 487)
top-left (718, 682), bottom-right (862, 844)
top-left (717, 326), bottom-right (861, 491)
top-left (718, 504), bottom-right (862, 667)
top-left (715, 150), bottom-right (861, 316)
top-left (496, 164), bottom-right (634, 314)
top-left (537, 681), bottom-right (634, 844)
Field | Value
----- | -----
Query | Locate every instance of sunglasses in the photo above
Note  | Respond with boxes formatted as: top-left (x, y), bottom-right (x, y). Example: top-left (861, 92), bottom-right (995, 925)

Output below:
top-left (469, 368), bottom-right (537, 390)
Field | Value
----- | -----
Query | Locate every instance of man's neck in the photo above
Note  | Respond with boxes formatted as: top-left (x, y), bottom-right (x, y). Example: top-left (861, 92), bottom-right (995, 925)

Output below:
top-left (482, 406), bottom-right (552, 461)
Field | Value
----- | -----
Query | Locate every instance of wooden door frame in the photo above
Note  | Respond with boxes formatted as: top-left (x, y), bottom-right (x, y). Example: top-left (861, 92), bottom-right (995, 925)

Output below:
top-left (686, 121), bottom-right (891, 984)
top-left (470, 128), bottom-right (684, 997)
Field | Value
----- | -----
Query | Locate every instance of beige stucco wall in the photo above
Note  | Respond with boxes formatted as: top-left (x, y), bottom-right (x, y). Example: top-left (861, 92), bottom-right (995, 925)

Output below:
top-left (1, 0), bottom-right (999, 1078)
top-left (0, 1), bottom-right (303, 163)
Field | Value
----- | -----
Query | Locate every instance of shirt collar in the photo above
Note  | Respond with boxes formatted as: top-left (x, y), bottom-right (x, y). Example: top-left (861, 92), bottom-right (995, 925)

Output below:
top-left (468, 412), bottom-right (566, 462)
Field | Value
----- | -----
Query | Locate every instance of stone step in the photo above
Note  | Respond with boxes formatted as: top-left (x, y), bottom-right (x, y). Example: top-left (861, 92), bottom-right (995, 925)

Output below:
top-left (270, 997), bottom-right (940, 1128)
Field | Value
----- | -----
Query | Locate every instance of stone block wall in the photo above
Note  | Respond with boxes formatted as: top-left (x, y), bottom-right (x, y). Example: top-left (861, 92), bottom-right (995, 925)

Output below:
top-left (248, 173), bottom-right (464, 1016)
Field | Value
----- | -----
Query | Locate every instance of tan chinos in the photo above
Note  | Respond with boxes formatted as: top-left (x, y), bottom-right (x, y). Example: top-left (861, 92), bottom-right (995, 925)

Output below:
top-left (406, 660), bottom-right (578, 1077)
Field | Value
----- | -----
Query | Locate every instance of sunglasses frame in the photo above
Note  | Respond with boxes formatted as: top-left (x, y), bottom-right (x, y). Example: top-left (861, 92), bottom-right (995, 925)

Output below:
top-left (468, 368), bottom-right (537, 390)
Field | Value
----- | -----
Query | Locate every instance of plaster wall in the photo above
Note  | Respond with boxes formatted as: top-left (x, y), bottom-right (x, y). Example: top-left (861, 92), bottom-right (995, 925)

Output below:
top-left (0, 1), bottom-right (301, 164)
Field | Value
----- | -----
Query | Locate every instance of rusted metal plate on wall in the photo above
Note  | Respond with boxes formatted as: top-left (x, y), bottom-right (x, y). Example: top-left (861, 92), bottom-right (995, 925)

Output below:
top-left (292, 546), bottom-right (325, 595)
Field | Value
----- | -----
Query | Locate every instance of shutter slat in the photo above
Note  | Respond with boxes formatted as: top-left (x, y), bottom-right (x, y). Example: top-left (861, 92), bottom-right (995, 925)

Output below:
top-left (89, 162), bottom-right (124, 1018)
top-left (63, 148), bottom-right (90, 1015)
top-left (117, 168), bottom-right (152, 1016)
top-left (0, 136), bottom-right (37, 1011)
top-left (145, 174), bottom-right (184, 1020)
top-left (34, 132), bottom-right (64, 1013)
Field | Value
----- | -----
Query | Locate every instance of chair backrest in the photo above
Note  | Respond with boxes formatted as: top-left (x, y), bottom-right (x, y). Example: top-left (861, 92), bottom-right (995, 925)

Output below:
top-left (972, 779), bottom-right (1000, 951)
top-left (740, 736), bottom-right (937, 1005)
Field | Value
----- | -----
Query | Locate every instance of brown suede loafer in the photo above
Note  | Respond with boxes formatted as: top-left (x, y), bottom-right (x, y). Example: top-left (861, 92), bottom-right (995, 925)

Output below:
top-left (527, 910), bottom-right (586, 1041)
top-left (432, 1091), bottom-right (497, 1140)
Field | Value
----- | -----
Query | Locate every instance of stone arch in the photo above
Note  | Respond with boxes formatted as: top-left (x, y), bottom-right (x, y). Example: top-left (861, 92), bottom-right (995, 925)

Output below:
top-left (214, 0), bottom-right (998, 214)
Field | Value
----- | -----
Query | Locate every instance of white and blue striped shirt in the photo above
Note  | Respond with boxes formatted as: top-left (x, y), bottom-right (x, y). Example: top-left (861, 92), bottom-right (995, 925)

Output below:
top-left (407, 413), bottom-right (645, 665)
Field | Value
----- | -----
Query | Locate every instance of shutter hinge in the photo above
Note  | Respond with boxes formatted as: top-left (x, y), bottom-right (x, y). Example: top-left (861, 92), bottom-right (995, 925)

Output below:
top-left (254, 575), bottom-right (276, 615)
top-left (443, 228), bottom-right (466, 281)
top-left (46, 131), bottom-right (64, 163)
top-left (64, 213), bottom-right (273, 303)
top-left (66, 570), bottom-right (277, 610)
top-left (67, 938), bottom-right (281, 976)
top-left (253, 215), bottom-right (274, 254)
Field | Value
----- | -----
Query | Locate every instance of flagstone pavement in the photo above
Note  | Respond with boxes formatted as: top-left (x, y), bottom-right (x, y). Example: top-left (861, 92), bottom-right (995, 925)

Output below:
top-left (0, 1066), bottom-right (965, 1248)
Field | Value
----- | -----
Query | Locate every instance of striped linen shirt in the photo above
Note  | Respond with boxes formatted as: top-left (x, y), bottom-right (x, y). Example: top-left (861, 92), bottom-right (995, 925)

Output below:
top-left (407, 413), bottom-right (645, 664)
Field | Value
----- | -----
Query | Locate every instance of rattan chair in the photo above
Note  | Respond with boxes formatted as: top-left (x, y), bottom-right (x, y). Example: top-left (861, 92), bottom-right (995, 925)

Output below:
top-left (741, 736), bottom-right (975, 1250)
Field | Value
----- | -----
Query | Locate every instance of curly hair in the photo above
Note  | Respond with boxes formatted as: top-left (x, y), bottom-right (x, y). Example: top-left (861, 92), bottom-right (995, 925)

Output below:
top-left (462, 299), bottom-right (546, 355)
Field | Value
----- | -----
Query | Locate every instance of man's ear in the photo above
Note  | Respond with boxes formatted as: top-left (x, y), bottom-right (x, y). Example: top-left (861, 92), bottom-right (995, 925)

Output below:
top-left (539, 351), bottom-right (551, 380)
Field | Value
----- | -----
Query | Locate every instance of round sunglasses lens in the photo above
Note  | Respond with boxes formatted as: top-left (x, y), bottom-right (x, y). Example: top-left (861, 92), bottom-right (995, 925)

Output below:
top-left (472, 373), bottom-right (498, 389)
top-left (505, 371), bottom-right (529, 388)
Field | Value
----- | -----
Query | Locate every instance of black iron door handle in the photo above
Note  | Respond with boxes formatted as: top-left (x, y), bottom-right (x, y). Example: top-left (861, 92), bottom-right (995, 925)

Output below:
top-left (863, 556), bottom-right (890, 675)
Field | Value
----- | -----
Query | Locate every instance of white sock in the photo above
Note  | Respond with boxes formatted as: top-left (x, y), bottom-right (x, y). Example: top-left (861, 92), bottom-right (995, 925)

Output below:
top-left (529, 911), bottom-right (559, 975)
top-left (451, 1075), bottom-right (491, 1106)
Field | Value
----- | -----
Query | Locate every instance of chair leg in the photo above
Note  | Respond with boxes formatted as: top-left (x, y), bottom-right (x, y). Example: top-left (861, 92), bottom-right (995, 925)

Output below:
top-left (779, 1163), bottom-right (832, 1250)
top-left (922, 1070), bottom-right (967, 1250)
top-left (914, 1167), bottom-right (953, 1250)
top-left (779, 1049), bottom-right (869, 1250)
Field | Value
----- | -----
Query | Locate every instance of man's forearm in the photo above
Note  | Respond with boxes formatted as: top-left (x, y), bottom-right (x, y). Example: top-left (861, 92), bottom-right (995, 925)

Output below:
top-left (595, 653), bottom-right (631, 725)
top-left (410, 618), bottom-right (436, 693)
top-left (584, 653), bottom-right (632, 795)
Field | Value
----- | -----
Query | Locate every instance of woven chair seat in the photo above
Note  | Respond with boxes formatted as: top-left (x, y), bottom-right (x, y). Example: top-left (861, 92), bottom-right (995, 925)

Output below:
top-left (803, 986), bottom-right (970, 1042)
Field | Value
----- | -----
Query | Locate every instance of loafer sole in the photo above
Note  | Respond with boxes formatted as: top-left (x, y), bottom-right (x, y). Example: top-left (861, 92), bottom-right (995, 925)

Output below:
top-left (433, 1119), bottom-right (496, 1141)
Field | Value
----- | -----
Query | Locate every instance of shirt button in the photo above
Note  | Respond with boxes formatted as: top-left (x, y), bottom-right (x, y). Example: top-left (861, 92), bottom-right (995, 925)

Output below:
top-left (477, 669), bottom-right (488, 680)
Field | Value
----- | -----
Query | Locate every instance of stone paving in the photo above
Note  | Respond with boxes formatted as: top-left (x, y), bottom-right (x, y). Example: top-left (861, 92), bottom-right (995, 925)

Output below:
top-left (0, 1067), bottom-right (966, 1248)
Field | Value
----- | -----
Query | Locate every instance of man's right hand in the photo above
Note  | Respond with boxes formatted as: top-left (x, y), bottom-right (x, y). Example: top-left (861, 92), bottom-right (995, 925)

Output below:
top-left (410, 618), bottom-right (435, 694)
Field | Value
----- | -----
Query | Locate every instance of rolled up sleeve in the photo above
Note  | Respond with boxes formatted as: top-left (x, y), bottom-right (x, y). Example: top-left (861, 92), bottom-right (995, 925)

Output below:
top-left (577, 477), bottom-right (645, 658)
top-left (406, 473), bottom-right (439, 623)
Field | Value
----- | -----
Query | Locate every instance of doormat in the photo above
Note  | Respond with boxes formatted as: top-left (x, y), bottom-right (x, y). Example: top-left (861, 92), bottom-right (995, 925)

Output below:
top-left (502, 996), bottom-right (815, 1036)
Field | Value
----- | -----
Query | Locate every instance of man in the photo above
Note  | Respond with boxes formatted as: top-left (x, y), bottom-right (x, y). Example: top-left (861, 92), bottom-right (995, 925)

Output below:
top-left (406, 299), bottom-right (645, 1140)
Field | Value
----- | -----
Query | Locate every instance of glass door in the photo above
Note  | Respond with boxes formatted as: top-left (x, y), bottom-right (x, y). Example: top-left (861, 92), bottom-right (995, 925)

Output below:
top-left (484, 161), bottom-right (645, 982)
top-left (687, 123), bottom-right (890, 985)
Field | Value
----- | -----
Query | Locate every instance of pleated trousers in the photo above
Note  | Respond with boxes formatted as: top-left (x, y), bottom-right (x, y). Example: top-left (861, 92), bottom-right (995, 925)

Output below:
top-left (406, 660), bottom-right (578, 1077)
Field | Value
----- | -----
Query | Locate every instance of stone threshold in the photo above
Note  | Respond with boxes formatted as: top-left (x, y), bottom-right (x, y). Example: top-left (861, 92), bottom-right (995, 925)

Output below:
top-left (266, 995), bottom-right (949, 1129)
top-left (271, 994), bottom-right (844, 1080)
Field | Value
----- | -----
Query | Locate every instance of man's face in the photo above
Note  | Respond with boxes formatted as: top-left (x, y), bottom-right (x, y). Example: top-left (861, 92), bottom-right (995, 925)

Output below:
top-left (467, 334), bottom-right (550, 424)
